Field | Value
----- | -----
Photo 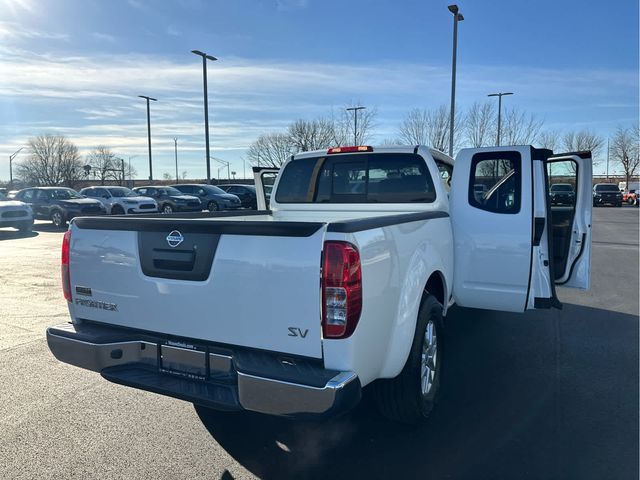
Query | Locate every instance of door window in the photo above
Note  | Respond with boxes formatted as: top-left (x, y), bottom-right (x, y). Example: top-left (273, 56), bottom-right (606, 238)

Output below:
top-left (468, 152), bottom-right (521, 214)
top-left (21, 190), bottom-right (34, 201)
top-left (35, 190), bottom-right (49, 201)
top-left (547, 159), bottom-right (578, 279)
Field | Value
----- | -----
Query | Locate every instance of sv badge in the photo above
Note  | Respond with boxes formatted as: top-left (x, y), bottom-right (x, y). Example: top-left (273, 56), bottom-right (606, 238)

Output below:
top-left (288, 327), bottom-right (309, 338)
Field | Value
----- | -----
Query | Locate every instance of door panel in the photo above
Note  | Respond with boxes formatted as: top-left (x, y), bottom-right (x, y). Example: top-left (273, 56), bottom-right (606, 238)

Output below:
top-left (547, 153), bottom-right (592, 289)
top-left (253, 167), bottom-right (279, 210)
top-left (450, 146), bottom-right (538, 312)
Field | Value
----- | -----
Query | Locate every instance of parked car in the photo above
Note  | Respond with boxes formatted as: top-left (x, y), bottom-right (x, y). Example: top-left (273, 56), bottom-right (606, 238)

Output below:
top-left (592, 183), bottom-right (623, 207)
top-left (48, 145), bottom-right (593, 423)
top-left (80, 186), bottom-right (158, 215)
top-left (622, 189), bottom-right (638, 206)
top-left (14, 187), bottom-right (106, 228)
top-left (217, 184), bottom-right (257, 209)
top-left (133, 186), bottom-right (202, 214)
top-left (0, 191), bottom-right (33, 232)
top-left (170, 184), bottom-right (242, 211)
top-left (7, 190), bottom-right (19, 199)
top-left (549, 183), bottom-right (575, 206)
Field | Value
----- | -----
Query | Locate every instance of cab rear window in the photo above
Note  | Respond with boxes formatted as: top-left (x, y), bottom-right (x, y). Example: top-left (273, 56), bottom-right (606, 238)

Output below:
top-left (275, 153), bottom-right (436, 204)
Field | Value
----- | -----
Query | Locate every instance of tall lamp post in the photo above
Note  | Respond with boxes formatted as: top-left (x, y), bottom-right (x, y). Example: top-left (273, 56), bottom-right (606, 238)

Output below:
top-left (191, 50), bottom-right (218, 183)
top-left (9, 147), bottom-right (24, 189)
top-left (346, 106), bottom-right (366, 145)
top-left (487, 92), bottom-right (513, 146)
top-left (448, 4), bottom-right (464, 157)
top-left (174, 138), bottom-right (179, 183)
top-left (138, 95), bottom-right (157, 181)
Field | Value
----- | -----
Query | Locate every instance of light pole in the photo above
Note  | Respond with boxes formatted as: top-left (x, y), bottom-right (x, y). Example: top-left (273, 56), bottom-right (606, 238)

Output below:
top-left (346, 106), bottom-right (366, 145)
top-left (448, 5), bottom-right (464, 157)
top-left (9, 147), bottom-right (24, 189)
top-left (192, 50), bottom-right (218, 183)
top-left (174, 138), bottom-right (179, 183)
top-left (487, 92), bottom-right (513, 146)
top-left (138, 95), bottom-right (157, 181)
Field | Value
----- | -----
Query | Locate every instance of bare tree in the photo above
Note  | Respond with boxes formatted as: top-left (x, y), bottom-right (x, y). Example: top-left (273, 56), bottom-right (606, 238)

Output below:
top-left (288, 118), bottom-right (335, 152)
top-left (464, 101), bottom-right (496, 147)
top-left (16, 135), bottom-right (83, 187)
top-left (86, 146), bottom-right (120, 185)
top-left (397, 106), bottom-right (459, 153)
top-left (331, 103), bottom-right (377, 146)
top-left (247, 133), bottom-right (295, 168)
top-left (162, 172), bottom-right (172, 181)
top-left (538, 129), bottom-right (561, 152)
top-left (611, 125), bottom-right (640, 188)
top-left (561, 130), bottom-right (604, 157)
top-left (500, 107), bottom-right (544, 146)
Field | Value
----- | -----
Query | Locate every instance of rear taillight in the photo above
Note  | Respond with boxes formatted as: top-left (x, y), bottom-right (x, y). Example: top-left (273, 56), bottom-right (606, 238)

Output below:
top-left (322, 241), bottom-right (362, 338)
top-left (62, 230), bottom-right (71, 302)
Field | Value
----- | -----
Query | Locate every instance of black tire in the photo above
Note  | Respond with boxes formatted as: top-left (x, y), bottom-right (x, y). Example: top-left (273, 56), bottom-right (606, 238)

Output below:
top-left (51, 210), bottom-right (66, 229)
top-left (162, 204), bottom-right (173, 214)
top-left (375, 293), bottom-right (443, 424)
top-left (111, 204), bottom-right (125, 215)
top-left (19, 221), bottom-right (33, 233)
top-left (208, 201), bottom-right (219, 212)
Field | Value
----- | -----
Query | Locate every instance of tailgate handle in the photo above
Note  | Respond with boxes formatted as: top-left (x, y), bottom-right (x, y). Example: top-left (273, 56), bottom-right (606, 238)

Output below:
top-left (152, 248), bottom-right (195, 272)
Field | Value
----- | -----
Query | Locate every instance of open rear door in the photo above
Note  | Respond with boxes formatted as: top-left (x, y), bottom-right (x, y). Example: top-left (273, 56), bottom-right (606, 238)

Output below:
top-left (545, 151), bottom-right (592, 289)
top-left (450, 146), bottom-right (565, 312)
top-left (252, 167), bottom-right (279, 210)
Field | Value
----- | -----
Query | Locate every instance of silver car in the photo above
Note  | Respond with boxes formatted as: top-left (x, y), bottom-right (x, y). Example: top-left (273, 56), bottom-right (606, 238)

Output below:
top-left (0, 191), bottom-right (34, 232)
top-left (80, 186), bottom-right (158, 215)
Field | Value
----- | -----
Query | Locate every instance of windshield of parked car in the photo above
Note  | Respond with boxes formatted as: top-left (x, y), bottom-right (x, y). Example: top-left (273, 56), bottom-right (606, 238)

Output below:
top-left (206, 185), bottom-right (226, 194)
top-left (50, 189), bottom-right (82, 199)
top-left (107, 187), bottom-right (137, 197)
top-left (595, 184), bottom-right (619, 192)
top-left (159, 187), bottom-right (183, 196)
top-left (551, 184), bottom-right (574, 192)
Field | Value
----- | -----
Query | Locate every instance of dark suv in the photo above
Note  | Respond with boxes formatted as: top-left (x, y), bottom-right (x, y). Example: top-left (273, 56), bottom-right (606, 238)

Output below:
top-left (133, 186), bottom-right (202, 214)
top-left (171, 184), bottom-right (242, 211)
top-left (549, 183), bottom-right (575, 206)
top-left (593, 183), bottom-right (622, 207)
top-left (218, 184), bottom-right (257, 209)
top-left (15, 187), bottom-right (106, 228)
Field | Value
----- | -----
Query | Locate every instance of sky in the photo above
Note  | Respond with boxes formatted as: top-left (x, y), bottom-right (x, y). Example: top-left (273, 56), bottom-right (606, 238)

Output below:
top-left (0, 0), bottom-right (638, 180)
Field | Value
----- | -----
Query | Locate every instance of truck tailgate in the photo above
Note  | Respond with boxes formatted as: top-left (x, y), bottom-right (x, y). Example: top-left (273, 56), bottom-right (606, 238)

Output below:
top-left (68, 217), bottom-right (326, 359)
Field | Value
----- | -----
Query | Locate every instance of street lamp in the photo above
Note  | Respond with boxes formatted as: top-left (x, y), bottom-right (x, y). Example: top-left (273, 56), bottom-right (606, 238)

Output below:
top-left (448, 4), bottom-right (464, 157)
top-left (191, 49), bottom-right (218, 183)
top-left (174, 138), bottom-right (179, 183)
top-left (138, 95), bottom-right (157, 181)
top-left (8, 147), bottom-right (24, 190)
top-left (487, 92), bottom-right (514, 146)
top-left (346, 106), bottom-right (366, 145)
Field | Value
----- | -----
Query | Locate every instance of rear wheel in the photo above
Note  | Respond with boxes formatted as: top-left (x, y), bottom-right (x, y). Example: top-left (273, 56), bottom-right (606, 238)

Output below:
top-left (375, 293), bottom-right (443, 424)
top-left (111, 204), bottom-right (125, 215)
top-left (19, 221), bottom-right (33, 233)
top-left (51, 210), bottom-right (66, 229)
top-left (208, 201), bottom-right (219, 212)
top-left (162, 204), bottom-right (173, 214)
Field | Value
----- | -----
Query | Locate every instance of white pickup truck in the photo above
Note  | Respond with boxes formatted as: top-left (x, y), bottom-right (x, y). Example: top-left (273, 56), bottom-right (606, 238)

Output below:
top-left (47, 145), bottom-right (593, 423)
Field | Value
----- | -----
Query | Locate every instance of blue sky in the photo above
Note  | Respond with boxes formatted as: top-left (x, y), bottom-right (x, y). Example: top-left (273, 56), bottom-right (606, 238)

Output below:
top-left (0, 0), bottom-right (637, 179)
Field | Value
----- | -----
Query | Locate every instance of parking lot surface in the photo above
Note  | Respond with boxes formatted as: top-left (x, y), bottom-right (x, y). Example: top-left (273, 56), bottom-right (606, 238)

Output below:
top-left (0, 207), bottom-right (638, 479)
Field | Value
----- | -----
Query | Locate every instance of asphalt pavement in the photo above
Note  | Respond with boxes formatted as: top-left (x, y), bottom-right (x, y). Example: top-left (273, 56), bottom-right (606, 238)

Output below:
top-left (0, 207), bottom-right (638, 480)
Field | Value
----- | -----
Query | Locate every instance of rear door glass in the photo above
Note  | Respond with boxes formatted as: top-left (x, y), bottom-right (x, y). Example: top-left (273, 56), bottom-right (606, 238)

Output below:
top-left (277, 153), bottom-right (436, 204)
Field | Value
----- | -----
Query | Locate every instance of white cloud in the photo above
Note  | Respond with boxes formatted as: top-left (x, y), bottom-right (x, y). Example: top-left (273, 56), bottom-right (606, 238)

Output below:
top-left (0, 21), bottom-right (69, 41)
top-left (0, 47), bottom-right (637, 180)
top-left (91, 32), bottom-right (117, 43)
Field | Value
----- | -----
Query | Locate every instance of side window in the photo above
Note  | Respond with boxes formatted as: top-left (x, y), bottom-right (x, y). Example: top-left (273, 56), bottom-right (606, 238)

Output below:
top-left (95, 188), bottom-right (109, 198)
top-left (180, 186), bottom-right (193, 194)
top-left (136, 188), bottom-right (146, 195)
top-left (435, 160), bottom-right (453, 192)
top-left (36, 190), bottom-right (49, 201)
top-left (469, 152), bottom-right (521, 214)
top-left (21, 190), bottom-right (33, 201)
top-left (83, 189), bottom-right (94, 197)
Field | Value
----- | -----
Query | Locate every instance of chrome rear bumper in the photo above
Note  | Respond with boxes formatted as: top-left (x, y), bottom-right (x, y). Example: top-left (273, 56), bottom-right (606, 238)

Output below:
top-left (47, 322), bottom-right (360, 417)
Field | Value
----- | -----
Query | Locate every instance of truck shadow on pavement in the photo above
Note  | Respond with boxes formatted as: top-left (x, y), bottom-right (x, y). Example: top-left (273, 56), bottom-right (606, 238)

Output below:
top-left (0, 229), bottom-right (38, 240)
top-left (196, 303), bottom-right (639, 480)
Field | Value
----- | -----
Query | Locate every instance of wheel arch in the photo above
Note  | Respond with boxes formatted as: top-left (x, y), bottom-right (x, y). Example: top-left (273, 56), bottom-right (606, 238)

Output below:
top-left (378, 266), bottom-right (448, 380)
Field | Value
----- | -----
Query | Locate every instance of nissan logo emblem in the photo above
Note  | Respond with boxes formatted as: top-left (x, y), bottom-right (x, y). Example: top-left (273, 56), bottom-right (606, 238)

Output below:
top-left (166, 230), bottom-right (184, 248)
